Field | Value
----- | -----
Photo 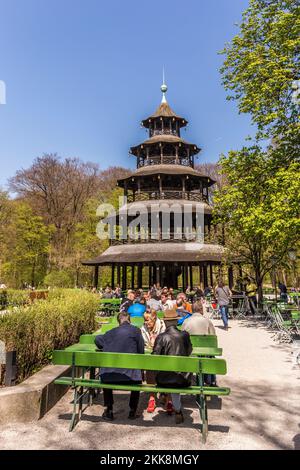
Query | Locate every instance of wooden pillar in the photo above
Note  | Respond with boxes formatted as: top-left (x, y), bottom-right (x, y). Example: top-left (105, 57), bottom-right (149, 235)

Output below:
top-left (182, 176), bottom-right (186, 199)
top-left (117, 265), bottom-right (121, 286)
top-left (94, 265), bottom-right (99, 289)
top-left (182, 265), bottom-right (186, 291)
top-left (122, 265), bottom-right (127, 291)
top-left (172, 266), bottom-right (176, 289)
top-left (199, 265), bottom-right (203, 287)
top-left (160, 144), bottom-right (163, 164)
top-left (111, 263), bottom-right (115, 289)
top-left (175, 145), bottom-right (179, 164)
top-left (228, 266), bottom-right (234, 289)
top-left (159, 175), bottom-right (162, 197)
top-left (131, 265), bottom-right (135, 290)
top-left (203, 264), bottom-right (208, 288)
top-left (138, 264), bottom-right (143, 288)
top-left (189, 265), bottom-right (193, 290)
top-left (210, 263), bottom-right (213, 287)
top-left (137, 179), bottom-right (141, 198)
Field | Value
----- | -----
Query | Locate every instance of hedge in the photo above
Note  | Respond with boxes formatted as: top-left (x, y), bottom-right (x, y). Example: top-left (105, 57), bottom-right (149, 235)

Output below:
top-left (0, 289), bottom-right (98, 383)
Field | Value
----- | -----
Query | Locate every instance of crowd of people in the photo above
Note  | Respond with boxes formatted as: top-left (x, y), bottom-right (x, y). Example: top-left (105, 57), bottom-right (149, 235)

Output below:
top-left (95, 283), bottom-right (226, 425)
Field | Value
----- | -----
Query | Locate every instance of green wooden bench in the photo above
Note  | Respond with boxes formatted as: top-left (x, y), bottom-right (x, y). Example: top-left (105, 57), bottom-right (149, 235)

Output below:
top-left (67, 340), bottom-right (223, 357)
top-left (190, 335), bottom-right (218, 348)
top-left (53, 350), bottom-right (230, 442)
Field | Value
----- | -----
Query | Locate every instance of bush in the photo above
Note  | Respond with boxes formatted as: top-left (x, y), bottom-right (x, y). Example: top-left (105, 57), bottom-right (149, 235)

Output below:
top-left (44, 271), bottom-right (73, 288)
top-left (0, 289), bottom-right (98, 383)
top-left (0, 289), bottom-right (30, 310)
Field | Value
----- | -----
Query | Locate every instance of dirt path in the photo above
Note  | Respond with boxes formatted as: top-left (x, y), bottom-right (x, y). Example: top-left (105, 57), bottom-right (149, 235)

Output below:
top-left (0, 319), bottom-right (299, 450)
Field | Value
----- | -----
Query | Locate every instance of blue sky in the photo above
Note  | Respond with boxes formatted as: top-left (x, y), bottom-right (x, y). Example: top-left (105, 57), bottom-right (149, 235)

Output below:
top-left (0, 0), bottom-right (253, 189)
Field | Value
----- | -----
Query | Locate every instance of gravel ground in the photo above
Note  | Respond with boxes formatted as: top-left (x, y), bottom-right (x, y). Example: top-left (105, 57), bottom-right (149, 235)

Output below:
top-left (0, 318), bottom-right (299, 450)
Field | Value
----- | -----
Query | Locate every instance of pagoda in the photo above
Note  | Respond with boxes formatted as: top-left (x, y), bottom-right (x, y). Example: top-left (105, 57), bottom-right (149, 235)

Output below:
top-left (83, 81), bottom-right (231, 290)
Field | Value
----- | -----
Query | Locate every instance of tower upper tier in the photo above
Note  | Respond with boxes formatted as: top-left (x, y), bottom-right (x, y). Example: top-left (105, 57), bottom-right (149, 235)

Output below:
top-left (130, 81), bottom-right (201, 169)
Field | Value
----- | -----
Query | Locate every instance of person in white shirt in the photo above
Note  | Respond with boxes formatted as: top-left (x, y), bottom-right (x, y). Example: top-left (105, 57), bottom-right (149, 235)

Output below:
top-left (160, 293), bottom-right (175, 311)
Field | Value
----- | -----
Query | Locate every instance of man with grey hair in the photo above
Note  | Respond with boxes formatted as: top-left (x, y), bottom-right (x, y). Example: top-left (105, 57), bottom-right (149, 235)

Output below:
top-left (182, 301), bottom-right (216, 336)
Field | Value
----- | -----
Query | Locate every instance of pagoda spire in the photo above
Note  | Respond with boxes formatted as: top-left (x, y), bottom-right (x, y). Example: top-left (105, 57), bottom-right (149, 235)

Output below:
top-left (161, 67), bottom-right (168, 103)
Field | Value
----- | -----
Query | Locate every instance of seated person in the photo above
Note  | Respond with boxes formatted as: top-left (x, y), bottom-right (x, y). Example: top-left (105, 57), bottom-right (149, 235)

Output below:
top-left (102, 286), bottom-right (113, 299)
top-left (94, 312), bottom-right (144, 421)
top-left (177, 293), bottom-right (193, 313)
top-left (145, 291), bottom-right (161, 312)
top-left (181, 301), bottom-right (216, 335)
top-left (160, 293), bottom-right (175, 311)
top-left (175, 298), bottom-right (192, 325)
top-left (114, 285), bottom-right (122, 298)
top-left (140, 310), bottom-right (166, 413)
top-left (127, 302), bottom-right (146, 317)
top-left (182, 301), bottom-right (217, 386)
top-left (120, 290), bottom-right (135, 312)
top-left (152, 309), bottom-right (193, 424)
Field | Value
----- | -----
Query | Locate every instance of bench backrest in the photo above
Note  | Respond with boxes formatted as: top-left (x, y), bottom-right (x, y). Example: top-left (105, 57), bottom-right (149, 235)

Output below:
top-left (190, 335), bottom-right (218, 348)
top-left (52, 350), bottom-right (227, 375)
top-left (100, 298), bottom-right (121, 305)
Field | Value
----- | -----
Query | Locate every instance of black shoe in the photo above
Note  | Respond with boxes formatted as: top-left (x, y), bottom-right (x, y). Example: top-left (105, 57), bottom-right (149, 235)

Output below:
top-left (128, 409), bottom-right (139, 420)
top-left (102, 408), bottom-right (114, 421)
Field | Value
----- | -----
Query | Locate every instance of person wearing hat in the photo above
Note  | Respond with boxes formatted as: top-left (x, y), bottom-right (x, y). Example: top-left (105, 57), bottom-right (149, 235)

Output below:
top-left (152, 308), bottom-right (193, 424)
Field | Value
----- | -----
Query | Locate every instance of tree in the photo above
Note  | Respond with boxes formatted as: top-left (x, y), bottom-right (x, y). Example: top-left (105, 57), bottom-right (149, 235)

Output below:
top-left (214, 145), bottom-right (300, 307)
top-left (4, 203), bottom-right (53, 287)
top-left (220, 0), bottom-right (300, 160)
top-left (9, 154), bottom-right (101, 264)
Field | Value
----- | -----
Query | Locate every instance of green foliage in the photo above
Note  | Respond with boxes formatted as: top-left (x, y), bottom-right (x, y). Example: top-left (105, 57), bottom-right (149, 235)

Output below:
top-left (214, 145), bottom-right (300, 301)
top-left (44, 270), bottom-right (73, 288)
top-left (0, 289), bottom-right (98, 383)
top-left (6, 289), bottom-right (29, 307)
top-left (2, 203), bottom-right (53, 288)
top-left (220, 0), bottom-right (300, 155)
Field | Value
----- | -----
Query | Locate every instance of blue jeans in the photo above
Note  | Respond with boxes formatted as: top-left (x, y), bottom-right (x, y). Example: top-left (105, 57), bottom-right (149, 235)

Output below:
top-left (219, 305), bottom-right (229, 327)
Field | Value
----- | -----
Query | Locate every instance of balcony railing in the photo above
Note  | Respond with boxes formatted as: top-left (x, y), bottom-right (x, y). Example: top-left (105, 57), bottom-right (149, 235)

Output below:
top-left (110, 232), bottom-right (206, 246)
top-left (150, 129), bottom-right (178, 137)
top-left (127, 190), bottom-right (208, 204)
top-left (137, 156), bottom-right (192, 168)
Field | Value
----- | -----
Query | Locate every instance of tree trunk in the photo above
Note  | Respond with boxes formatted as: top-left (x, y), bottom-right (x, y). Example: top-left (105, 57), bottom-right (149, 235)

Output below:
top-left (255, 270), bottom-right (264, 313)
top-left (31, 261), bottom-right (36, 288)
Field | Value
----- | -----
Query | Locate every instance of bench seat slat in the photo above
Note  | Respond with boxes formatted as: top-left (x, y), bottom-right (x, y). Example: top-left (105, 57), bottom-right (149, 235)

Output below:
top-left (54, 377), bottom-right (230, 396)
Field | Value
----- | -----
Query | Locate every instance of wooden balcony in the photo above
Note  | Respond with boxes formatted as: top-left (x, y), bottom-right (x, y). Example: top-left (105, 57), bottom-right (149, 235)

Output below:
top-left (127, 190), bottom-right (208, 203)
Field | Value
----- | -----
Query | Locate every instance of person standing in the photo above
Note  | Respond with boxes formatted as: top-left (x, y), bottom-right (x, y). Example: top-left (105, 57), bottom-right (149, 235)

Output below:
top-left (95, 312), bottom-right (144, 421)
top-left (152, 309), bottom-right (193, 424)
top-left (245, 279), bottom-right (257, 315)
top-left (214, 281), bottom-right (232, 330)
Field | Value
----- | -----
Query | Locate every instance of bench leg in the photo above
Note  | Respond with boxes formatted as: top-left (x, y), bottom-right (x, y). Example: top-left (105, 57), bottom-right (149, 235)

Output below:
top-left (197, 395), bottom-right (208, 444)
top-left (69, 387), bottom-right (79, 432)
top-left (78, 386), bottom-right (84, 419)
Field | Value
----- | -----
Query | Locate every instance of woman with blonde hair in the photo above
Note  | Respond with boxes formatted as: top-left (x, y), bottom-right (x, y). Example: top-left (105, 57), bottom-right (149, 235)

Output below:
top-left (141, 310), bottom-right (166, 412)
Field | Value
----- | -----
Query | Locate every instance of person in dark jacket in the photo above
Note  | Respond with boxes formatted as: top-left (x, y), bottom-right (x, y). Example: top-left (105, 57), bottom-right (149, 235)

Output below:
top-left (95, 311), bottom-right (144, 421)
top-left (120, 291), bottom-right (135, 312)
top-left (152, 309), bottom-right (193, 424)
